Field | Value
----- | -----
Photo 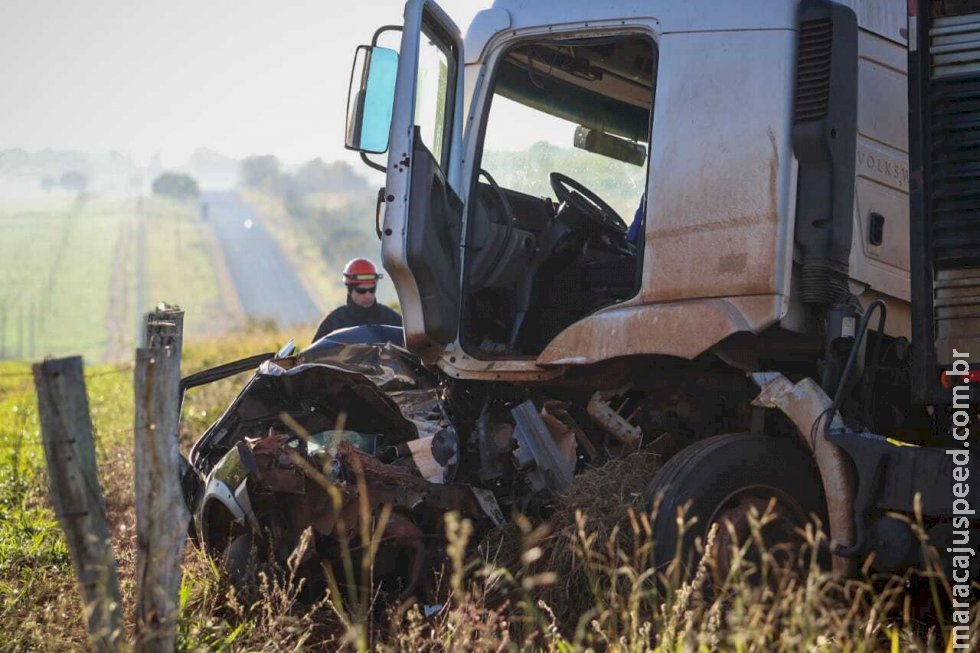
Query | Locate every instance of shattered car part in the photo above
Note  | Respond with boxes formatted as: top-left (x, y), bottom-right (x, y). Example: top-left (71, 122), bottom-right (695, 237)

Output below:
top-left (475, 400), bottom-right (516, 482)
top-left (511, 400), bottom-right (576, 493)
top-left (542, 399), bottom-right (597, 461)
top-left (185, 333), bottom-right (520, 594)
top-left (189, 339), bottom-right (433, 474)
top-left (587, 386), bottom-right (642, 446)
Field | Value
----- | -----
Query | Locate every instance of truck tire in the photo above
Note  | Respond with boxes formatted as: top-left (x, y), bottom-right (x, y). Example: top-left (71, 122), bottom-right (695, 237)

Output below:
top-left (645, 433), bottom-right (826, 582)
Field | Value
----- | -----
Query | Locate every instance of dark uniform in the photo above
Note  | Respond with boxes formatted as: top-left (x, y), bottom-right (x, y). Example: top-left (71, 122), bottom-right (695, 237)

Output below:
top-left (312, 296), bottom-right (402, 342)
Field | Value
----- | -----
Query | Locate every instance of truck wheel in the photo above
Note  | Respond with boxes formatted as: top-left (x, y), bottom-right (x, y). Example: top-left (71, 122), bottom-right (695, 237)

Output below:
top-left (645, 433), bottom-right (825, 583)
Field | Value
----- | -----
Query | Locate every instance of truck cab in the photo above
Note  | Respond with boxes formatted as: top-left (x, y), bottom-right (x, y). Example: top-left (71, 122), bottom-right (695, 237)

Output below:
top-left (347, 0), bottom-right (911, 388)
top-left (183, 0), bottom-right (978, 601)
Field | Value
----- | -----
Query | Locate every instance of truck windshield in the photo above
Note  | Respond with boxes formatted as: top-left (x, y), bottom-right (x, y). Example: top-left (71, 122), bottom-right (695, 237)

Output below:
top-left (462, 34), bottom-right (656, 357)
top-left (480, 36), bottom-right (654, 218)
top-left (482, 95), bottom-right (647, 219)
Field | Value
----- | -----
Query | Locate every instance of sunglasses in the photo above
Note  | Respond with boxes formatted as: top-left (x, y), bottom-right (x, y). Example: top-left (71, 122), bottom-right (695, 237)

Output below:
top-left (352, 286), bottom-right (376, 295)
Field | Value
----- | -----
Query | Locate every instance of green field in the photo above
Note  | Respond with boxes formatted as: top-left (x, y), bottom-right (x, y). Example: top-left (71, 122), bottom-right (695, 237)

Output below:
top-left (0, 194), bottom-right (239, 363)
top-left (0, 196), bottom-right (125, 361)
top-left (140, 196), bottom-right (241, 342)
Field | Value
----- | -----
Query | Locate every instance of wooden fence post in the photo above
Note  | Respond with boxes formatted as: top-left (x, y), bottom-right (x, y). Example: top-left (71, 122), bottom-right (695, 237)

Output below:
top-left (134, 304), bottom-right (189, 652)
top-left (33, 356), bottom-right (122, 652)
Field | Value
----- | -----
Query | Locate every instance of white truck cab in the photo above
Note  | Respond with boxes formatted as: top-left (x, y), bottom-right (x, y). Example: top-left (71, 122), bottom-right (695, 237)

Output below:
top-left (346, 0), bottom-right (910, 384)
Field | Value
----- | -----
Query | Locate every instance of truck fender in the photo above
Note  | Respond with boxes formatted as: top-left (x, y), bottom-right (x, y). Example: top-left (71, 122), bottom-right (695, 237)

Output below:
top-left (751, 372), bottom-right (857, 576)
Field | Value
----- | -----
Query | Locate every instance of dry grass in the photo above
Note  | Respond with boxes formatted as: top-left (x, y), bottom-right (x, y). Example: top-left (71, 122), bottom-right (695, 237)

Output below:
top-left (169, 456), bottom-right (979, 652)
top-left (2, 335), bottom-right (979, 651)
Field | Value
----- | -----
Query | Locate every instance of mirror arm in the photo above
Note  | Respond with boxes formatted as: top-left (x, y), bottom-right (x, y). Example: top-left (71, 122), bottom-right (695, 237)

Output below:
top-left (375, 186), bottom-right (386, 239)
top-left (372, 25), bottom-right (403, 46)
top-left (361, 151), bottom-right (386, 173)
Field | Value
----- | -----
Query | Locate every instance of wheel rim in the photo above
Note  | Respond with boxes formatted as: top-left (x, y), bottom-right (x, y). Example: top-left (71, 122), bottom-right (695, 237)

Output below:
top-left (705, 484), bottom-right (810, 584)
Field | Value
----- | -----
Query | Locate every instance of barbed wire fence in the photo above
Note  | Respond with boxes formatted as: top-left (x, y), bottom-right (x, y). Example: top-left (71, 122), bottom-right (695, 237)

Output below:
top-left (0, 364), bottom-right (137, 453)
top-left (24, 304), bottom-right (188, 651)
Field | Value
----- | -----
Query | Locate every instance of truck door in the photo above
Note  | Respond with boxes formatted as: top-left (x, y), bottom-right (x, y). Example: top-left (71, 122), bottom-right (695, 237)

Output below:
top-left (383, 0), bottom-right (464, 357)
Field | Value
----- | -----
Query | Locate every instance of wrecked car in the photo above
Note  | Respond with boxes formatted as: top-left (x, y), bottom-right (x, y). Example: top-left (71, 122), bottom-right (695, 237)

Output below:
top-left (180, 324), bottom-right (634, 593)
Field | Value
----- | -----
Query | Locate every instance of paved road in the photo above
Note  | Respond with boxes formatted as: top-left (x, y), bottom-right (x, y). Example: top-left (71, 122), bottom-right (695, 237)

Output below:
top-left (202, 191), bottom-right (321, 328)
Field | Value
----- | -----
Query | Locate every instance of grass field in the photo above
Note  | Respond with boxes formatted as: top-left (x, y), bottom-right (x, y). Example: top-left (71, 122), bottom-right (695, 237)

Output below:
top-left (0, 329), bottom-right (292, 650)
top-left (0, 193), bottom-right (241, 364)
top-left (0, 195), bottom-right (127, 361)
top-left (140, 196), bottom-right (242, 342)
top-left (1, 334), bottom-right (977, 651)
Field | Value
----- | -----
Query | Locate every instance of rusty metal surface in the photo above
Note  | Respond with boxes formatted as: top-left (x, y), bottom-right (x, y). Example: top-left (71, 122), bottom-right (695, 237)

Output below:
top-left (536, 294), bottom-right (783, 366)
top-left (436, 349), bottom-right (565, 382)
top-left (224, 428), bottom-right (497, 594)
top-left (542, 400), bottom-right (597, 460)
top-left (751, 372), bottom-right (856, 576)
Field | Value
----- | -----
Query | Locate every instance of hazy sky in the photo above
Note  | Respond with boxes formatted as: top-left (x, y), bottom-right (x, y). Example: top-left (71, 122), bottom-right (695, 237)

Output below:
top-left (0, 0), bottom-right (489, 168)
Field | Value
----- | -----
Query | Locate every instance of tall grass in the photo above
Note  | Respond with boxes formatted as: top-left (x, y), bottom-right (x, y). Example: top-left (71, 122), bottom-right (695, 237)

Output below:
top-left (172, 495), bottom-right (978, 652)
top-left (1, 333), bottom-right (978, 651)
top-left (0, 327), bottom-right (300, 650)
top-left (172, 446), bottom-right (978, 651)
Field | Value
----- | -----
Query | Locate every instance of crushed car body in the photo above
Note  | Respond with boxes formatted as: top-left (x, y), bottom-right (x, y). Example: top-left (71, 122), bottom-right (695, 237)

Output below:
top-left (182, 325), bottom-right (600, 593)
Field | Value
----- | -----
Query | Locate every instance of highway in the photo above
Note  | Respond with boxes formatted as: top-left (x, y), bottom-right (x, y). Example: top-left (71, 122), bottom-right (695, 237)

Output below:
top-left (202, 191), bottom-right (321, 328)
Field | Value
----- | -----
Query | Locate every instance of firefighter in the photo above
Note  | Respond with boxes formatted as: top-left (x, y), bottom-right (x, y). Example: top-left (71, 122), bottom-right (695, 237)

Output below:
top-left (312, 258), bottom-right (402, 341)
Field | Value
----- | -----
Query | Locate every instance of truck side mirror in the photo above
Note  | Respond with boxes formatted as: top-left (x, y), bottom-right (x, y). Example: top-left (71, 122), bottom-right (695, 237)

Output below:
top-left (345, 45), bottom-right (399, 154)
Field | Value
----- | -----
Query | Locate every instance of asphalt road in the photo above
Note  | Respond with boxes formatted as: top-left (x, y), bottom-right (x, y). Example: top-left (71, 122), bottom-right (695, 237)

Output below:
top-left (202, 191), bottom-right (321, 328)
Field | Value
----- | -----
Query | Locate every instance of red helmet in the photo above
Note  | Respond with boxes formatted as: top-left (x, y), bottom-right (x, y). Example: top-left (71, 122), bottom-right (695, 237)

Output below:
top-left (342, 258), bottom-right (383, 287)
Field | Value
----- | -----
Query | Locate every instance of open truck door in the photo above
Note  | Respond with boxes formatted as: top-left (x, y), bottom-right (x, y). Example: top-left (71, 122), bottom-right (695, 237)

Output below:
top-left (345, 0), bottom-right (464, 360)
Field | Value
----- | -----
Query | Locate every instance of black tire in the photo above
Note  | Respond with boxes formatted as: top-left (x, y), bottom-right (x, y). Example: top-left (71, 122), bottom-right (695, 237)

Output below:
top-left (223, 531), bottom-right (259, 591)
top-left (645, 433), bottom-right (826, 578)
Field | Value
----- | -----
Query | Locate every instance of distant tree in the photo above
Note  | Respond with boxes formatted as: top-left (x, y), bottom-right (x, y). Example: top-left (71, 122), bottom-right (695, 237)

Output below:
top-left (59, 170), bottom-right (88, 192)
top-left (239, 155), bottom-right (281, 191)
top-left (152, 172), bottom-right (200, 200)
top-left (291, 158), bottom-right (369, 195)
top-left (40, 176), bottom-right (56, 191)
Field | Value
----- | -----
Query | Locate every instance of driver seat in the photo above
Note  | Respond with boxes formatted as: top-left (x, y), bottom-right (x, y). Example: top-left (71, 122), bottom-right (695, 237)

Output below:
top-left (506, 217), bottom-right (578, 350)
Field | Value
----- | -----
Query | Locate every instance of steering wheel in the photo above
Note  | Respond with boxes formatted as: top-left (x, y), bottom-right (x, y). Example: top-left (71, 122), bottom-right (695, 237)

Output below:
top-left (550, 172), bottom-right (628, 235)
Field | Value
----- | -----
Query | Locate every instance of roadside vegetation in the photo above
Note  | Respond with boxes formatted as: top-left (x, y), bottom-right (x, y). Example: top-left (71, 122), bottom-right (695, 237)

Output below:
top-left (141, 196), bottom-right (242, 341)
top-left (236, 156), bottom-right (394, 311)
top-left (1, 333), bottom-right (977, 651)
top-left (0, 194), bottom-right (238, 364)
top-left (0, 195), bottom-right (127, 361)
